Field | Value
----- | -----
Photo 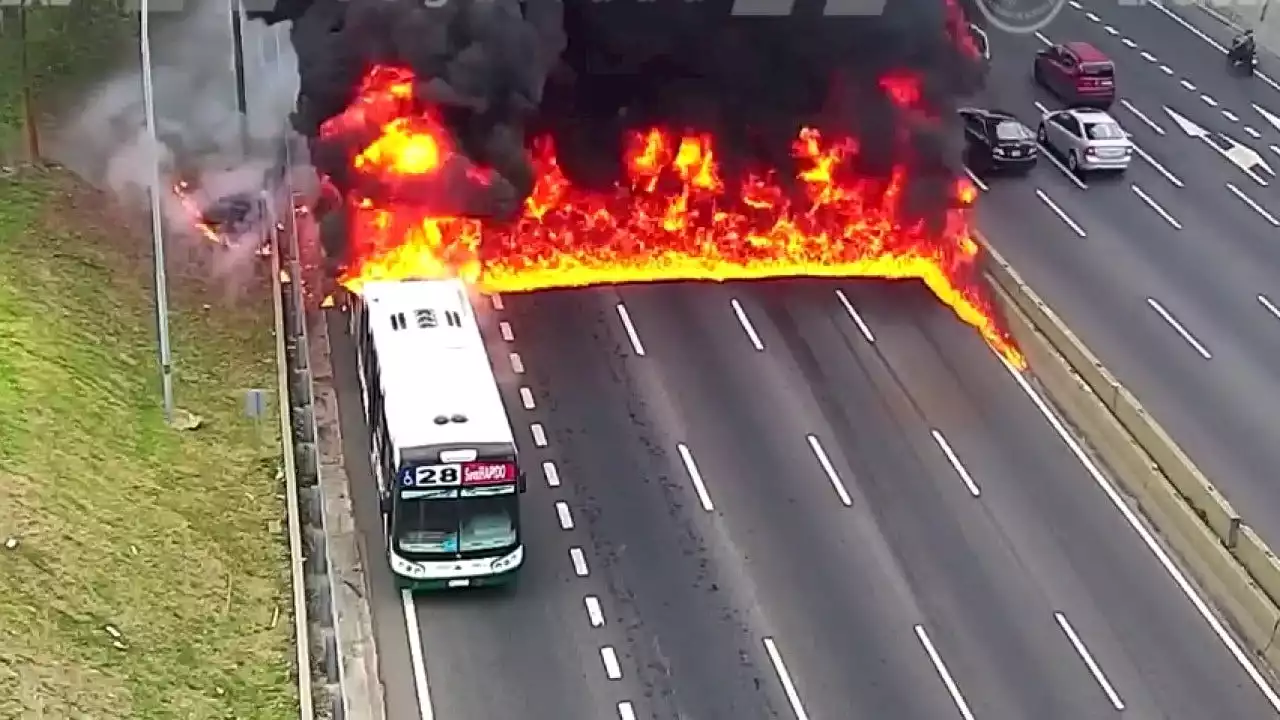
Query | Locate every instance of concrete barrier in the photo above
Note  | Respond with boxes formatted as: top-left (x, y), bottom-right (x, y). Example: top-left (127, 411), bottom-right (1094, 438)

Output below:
top-left (979, 236), bottom-right (1280, 670)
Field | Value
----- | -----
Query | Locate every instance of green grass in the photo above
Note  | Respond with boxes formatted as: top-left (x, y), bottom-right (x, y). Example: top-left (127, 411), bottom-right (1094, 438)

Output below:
top-left (0, 5), bottom-right (299, 718)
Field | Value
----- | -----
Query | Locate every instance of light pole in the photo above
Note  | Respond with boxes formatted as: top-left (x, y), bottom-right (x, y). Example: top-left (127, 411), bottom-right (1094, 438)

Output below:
top-left (139, 0), bottom-right (175, 423)
top-left (229, 0), bottom-right (250, 157)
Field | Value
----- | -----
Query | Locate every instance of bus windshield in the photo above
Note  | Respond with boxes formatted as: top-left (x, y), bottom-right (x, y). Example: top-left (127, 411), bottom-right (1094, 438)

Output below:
top-left (394, 488), bottom-right (519, 555)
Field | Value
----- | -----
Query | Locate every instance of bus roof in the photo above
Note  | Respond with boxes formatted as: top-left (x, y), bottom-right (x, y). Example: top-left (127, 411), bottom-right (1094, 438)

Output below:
top-left (361, 279), bottom-right (517, 454)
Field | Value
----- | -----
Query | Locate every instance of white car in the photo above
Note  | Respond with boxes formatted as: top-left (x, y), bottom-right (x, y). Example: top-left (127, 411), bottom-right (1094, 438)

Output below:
top-left (1037, 107), bottom-right (1133, 173)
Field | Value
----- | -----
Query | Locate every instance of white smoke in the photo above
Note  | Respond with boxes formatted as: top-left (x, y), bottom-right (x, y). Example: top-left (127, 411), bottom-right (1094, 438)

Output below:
top-left (52, 1), bottom-right (301, 281)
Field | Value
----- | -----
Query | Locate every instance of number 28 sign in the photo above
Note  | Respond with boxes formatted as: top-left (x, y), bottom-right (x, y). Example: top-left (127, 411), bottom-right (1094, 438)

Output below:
top-left (401, 461), bottom-right (517, 488)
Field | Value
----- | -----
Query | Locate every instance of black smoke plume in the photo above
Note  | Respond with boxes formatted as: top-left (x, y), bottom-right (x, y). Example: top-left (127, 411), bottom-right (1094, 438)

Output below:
top-left (249, 0), bottom-right (981, 227)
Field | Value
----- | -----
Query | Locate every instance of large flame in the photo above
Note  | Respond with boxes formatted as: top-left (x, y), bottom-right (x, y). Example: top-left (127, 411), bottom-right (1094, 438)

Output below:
top-left (320, 65), bottom-right (1024, 369)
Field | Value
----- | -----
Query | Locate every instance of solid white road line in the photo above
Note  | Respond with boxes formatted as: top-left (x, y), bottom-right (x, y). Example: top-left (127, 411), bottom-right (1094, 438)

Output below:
top-left (1121, 99), bottom-right (1165, 135)
top-left (519, 387), bottom-right (536, 410)
top-left (1259, 294), bottom-right (1280, 322)
top-left (914, 625), bottom-right (977, 720)
top-left (1035, 189), bottom-right (1087, 237)
top-left (807, 435), bottom-right (854, 507)
top-left (963, 166), bottom-right (988, 192)
top-left (1226, 182), bottom-right (1280, 226)
top-left (763, 638), bottom-right (811, 720)
top-left (499, 321), bottom-right (514, 342)
top-left (600, 647), bottom-right (623, 680)
top-left (509, 352), bottom-right (524, 374)
top-left (401, 590), bottom-right (436, 720)
top-left (931, 430), bottom-right (981, 497)
top-left (1150, 0), bottom-right (1224, 51)
top-left (615, 303), bottom-right (646, 356)
top-left (542, 460), bottom-right (561, 487)
top-left (490, 294), bottom-right (504, 310)
top-left (1132, 144), bottom-right (1184, 188)
top-left (585, 596), bottom-right (605, 627)
top-left (1147, 298), bottom-right (1212, 360)
top-left (1054, 612), bottom-right (1126, 711)
top-left (555, 501), bottom-right (574, 530)
top-left (676, 443), bottom-right (716, 512)
top-left (995, 351), bottom-right (1280, 712)
top-left (1130, 184), bottom-right (1183, 229)
top-left (617, 701), bottom-right (637, 720)
top-left (731, 298), bottom-right (765, 351)
top-left (531, 423), bottom-right (549, 447)
top-left (835, 290), bottom-right (876, 343)
top-left (570, 547), bottom-right (590, 577)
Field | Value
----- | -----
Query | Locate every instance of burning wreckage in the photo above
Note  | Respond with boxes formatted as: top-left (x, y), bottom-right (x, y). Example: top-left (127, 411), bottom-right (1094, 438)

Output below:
top-left (246, 0), bottom-right (1023, 366)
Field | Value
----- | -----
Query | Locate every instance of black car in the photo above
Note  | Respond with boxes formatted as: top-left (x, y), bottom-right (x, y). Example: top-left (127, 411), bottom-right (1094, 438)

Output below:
top-left (958, 108), bottom-right (1038, 174)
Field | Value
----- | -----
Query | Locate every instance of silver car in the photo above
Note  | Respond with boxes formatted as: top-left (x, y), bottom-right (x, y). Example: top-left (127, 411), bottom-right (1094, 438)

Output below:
top-left (1037, 108), bottom-right (1133, 173)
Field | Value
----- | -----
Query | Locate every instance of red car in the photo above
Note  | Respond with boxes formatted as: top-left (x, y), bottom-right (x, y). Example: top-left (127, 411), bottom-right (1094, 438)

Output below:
top-left (1033, 42), bottom-right (1116, 109)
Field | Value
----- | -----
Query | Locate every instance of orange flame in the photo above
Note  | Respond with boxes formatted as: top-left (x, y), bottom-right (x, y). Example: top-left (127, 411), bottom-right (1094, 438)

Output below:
top-left (173, 181), bottom-right (222, 244)
top-left (325, 65), bottom-right (1024, 369)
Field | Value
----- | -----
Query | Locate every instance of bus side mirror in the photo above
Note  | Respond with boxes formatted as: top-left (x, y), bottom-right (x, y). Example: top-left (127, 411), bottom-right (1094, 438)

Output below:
top-left (518, 472), bottom-right (528, 494)
top-left (379, 491), bottom-right (391, 513)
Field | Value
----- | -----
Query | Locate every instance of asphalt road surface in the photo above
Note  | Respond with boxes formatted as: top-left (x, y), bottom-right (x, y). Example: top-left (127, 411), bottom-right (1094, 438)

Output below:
top-left (328, 278), bottom-right (1280, 718)
top-left (974, 2), bottom-right (1280, 552)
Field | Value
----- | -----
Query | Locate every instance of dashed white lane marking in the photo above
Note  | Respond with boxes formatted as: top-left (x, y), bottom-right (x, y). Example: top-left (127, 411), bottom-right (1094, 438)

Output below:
top-left (835, 290), bottom-right (876, 343)
top-left (519, 387), bottom-right (536, 410)
top-left (1227, 182), bottom-right (1280, 226)
top-left (531, 423), bottom-right (548, 447)
top-left (1246, 126), bottom-right (1263, 139)
top-left (1200, 94), bottom-right (1218, 107)
top-left (555, 501), bottom-right (574, 530)
top-left (1034, 31), bottom-right (1053, 46)
top-left (763, 638), bottom-right (811, 720)
top-left (993, 352), bottom-right (1280, 712)
top-left (964, 166), bottom-right (989, 192)
top-left (807, 435), bottom-right (854, 507)
top-left (617, 702), bottom-right (636, 720)
top-left (499, 321), bottom-right (514, 342)
top-left (1147, 298), bottom-right (1213, 360)
top-left (1121, 37), bottom-right (1136, 47)
top-left (509, 352), bottom-right (525, 374)
top-left (542, 460), bottom-right (561, 487)
top-left (585, 596), bottom-right (605, 627)
top-left (676, 443), bottom-right (716, 512)
top-left (570, 547), bottom-right (590, 577)
top-left (1130, 184), bottom-right (1183, 229)
top-left (931, 430), bottom-right (981, 497)
top-left (915, 625), bottom-right (977, 720)
top-left (1035, 189), bottom-right (1087, 237)
top-left (1104, 25), bottom-right (1118, 35)
top-left (1140, 51), bottom-right (1158, 63)
top-left (1180, 79), bottom-right (1197, 92)
top-left (401, 590), bottom-right (436, 720)
top-left (1054, 612), bottom-right (1126, 711)
top-left (1132, 144), bottom-right (1184, 188)
top-left (731, 298), bottom-right (765, 351)
top-left (600, 647), bottom-right (623, 680)
top-left (1160, 65), bottom-right (1174, 76)
top-left (490, 294), bottom-right (504, 310)
top-left (1121, 99), bottom-right (1165, 135)
top-left (1085, 11), bottom-right (1100, 21)
top-left (1223, 109), bottom-right (1240, 123)
top-left (615, 303), bottom-right (646, 356)
top-left (1260, 295), bottom-right (1280, 322)
top-left (1068, 0), bottom-right (1081, 8)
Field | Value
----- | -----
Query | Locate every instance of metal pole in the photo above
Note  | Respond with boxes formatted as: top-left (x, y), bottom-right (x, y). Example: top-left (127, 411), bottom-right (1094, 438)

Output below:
top-left (140, 0), bottom-right (175, 423)
top-left (229, 0), bottom-right (250, 158)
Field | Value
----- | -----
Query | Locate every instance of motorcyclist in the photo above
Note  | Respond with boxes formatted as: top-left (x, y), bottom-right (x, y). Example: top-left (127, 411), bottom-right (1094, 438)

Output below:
top-left (1230, 29), bottom-right (1257, 64)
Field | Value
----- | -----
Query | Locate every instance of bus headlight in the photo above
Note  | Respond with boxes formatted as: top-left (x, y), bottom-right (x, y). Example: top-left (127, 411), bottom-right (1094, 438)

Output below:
top-left (391, 554), bottom-right (427, 578)
top-left (490, 546), bottom-right (524, 574)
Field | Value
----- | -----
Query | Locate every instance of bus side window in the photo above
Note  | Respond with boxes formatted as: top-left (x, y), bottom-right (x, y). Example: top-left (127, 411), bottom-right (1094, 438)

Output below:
top-left (369, 357), bottom-right (384, 427)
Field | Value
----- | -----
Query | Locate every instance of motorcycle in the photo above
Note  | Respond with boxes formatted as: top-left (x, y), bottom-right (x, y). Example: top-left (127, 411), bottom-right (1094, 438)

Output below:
top-left (1229, 42), bottom-right (1258, 75)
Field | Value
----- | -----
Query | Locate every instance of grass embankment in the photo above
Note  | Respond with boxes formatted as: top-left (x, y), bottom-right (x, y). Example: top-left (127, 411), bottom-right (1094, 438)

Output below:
top-left (0, 6), bottom-right (298, 719)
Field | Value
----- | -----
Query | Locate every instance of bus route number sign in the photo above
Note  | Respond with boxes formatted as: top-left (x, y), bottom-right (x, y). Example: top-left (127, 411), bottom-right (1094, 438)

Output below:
top-left (403, 464), bottom-right (463, 487)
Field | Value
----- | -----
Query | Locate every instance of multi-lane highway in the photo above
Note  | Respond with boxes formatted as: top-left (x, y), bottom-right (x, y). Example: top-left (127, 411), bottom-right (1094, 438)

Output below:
top-left (328, 276), bottom-right (1280, 717)
top-left (974, 1), bottom-right (1280, 552)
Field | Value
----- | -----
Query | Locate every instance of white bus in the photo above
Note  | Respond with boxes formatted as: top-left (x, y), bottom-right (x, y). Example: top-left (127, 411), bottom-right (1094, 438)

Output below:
top-left (350, 279), bottom-right (526, 590)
